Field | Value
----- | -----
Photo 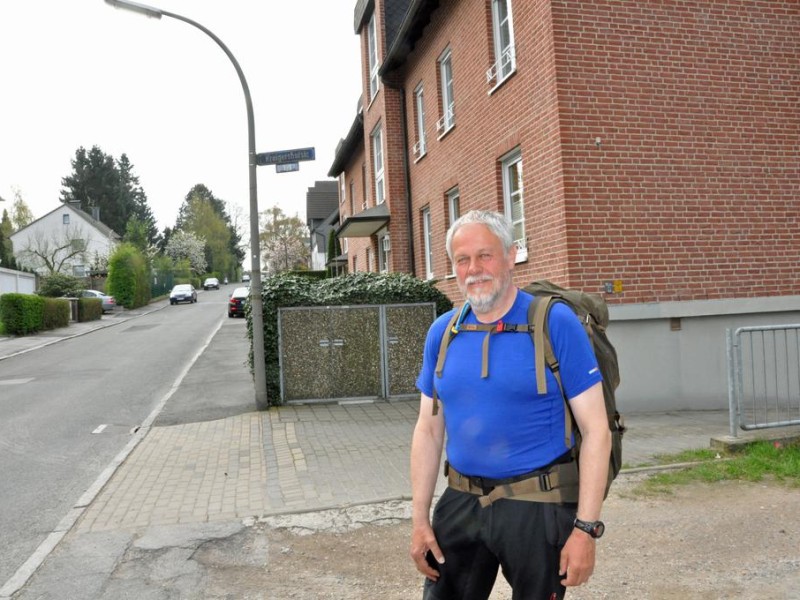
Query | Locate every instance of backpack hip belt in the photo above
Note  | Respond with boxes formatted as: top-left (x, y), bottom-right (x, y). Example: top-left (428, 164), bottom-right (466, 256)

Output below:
top-left (447, 462), bottom-right (579, 507)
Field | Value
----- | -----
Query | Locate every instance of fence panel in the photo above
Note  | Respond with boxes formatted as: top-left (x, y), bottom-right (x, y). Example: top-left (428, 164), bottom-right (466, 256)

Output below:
top-left (727, 325), bottom-right (800, 436)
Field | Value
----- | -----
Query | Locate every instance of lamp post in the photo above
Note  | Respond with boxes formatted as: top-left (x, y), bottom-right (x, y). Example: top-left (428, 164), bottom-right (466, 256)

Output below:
top-left (105, 0), bottom-right (269, 410)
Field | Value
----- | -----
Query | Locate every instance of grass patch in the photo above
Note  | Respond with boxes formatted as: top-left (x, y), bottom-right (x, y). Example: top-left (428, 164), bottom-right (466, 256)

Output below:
top-left (636, 440), bottom-right (800, 496)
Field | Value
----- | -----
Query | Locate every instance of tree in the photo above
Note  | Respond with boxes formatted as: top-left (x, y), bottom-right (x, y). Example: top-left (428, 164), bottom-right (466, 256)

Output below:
top-left (60, 146), bottom-right (158, 241)
top-left (15, 223), bottom-right (92, 275)
top-left (10, 188), bottom-right (34, 230)
top-left (259, 206), bottom-right (309, 275)
top-left (164, 230), bottom-right (207, 276)
top-left (174, 184), bottom-right (243, 277)
top-left (118, 154), bottom-right (159, 247)
top-left (0, 209), bottom-right (16, 269)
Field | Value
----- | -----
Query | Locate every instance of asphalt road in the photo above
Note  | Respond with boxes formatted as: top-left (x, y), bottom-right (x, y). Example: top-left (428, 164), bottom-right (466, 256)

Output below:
top-left (0, 287), bottom-right (239, 585)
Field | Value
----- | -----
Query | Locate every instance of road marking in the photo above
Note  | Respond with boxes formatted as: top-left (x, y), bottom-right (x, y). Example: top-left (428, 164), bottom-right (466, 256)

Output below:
top-left (0, 378), bottom-right (34, 385)
top-left (92, 424), bottom-right (108, 434)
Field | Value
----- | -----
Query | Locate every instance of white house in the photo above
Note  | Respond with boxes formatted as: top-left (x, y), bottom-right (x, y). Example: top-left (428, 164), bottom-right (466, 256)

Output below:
top-left (10, 204), bottom-right (120, 276)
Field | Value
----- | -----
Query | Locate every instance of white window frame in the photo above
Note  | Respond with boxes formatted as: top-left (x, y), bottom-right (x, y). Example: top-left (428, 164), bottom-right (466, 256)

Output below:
top-left (436, 49), bottom-right (455, 135)
top-left (447, 187), bottom-right (460, 274)
top-left (413, 84), bottom-right (427, 158)
top-left (367, 14), bottom-right (379, 101)
top-left (501, 149), bottom-right (527, 262)
top-left (422, 207), bottom-right (434, 280)
top-left (378, 231), bottom-right (390, 273)
top-left (487, 0), bottom-right (516, 88)
top-left (372, 124), bottom-right (385, 205)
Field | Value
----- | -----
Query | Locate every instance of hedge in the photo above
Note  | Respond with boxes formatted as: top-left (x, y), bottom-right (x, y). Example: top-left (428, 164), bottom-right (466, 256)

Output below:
top-left (0, 293), bottom-right (45, 335)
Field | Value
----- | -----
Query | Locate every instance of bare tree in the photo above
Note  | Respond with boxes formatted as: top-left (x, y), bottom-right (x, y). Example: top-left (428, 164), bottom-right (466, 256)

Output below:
top-left (259, 206), bottom-right (309, 275)
top-left (16, 224), bottom-right (93, 275)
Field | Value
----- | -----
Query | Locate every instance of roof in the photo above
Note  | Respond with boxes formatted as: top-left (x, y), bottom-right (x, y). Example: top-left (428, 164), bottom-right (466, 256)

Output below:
top-left (336, 202), bottom-right (390, 238)
top-left (328, 110), bottom-right (365, 177)
top-left (10, 203), bottom-right (121, 240)
top-left (379, 0), bottom-right (441, 77)
top-left (305, 180), bottom-right (340, 226)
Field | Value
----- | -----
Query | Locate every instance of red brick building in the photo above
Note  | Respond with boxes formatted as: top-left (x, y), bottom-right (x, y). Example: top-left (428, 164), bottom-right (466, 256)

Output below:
top-left (328, 0), bottom-right (800, 411)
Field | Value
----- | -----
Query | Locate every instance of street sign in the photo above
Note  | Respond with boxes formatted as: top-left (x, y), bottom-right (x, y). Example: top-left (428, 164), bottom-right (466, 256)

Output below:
top-left (256, 147), bottom-right (315, 166)
top-left (276, 162), bottom-right (299, 173)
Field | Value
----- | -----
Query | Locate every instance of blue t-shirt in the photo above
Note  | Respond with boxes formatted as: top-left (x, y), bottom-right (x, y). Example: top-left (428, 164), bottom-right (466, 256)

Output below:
top-left (416, 289), bottom-right (602, 479)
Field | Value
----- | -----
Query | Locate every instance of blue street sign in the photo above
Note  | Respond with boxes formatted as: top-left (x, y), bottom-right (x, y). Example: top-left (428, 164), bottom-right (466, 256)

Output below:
top-left (276, 162), bottom-right (300, 173)
top-left (256, 147), bottom-right (315, 166)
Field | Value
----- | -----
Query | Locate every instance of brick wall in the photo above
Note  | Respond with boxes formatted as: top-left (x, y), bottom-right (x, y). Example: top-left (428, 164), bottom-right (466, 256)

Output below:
top-left (551, 0), bottom-right (800, 303)
top-left (386, 0), bottom-right (798, 306)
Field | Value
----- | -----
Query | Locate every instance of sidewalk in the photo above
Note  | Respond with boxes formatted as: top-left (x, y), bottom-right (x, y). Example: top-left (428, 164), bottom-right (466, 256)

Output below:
top-left (1, 309), bottom-right (795, 599)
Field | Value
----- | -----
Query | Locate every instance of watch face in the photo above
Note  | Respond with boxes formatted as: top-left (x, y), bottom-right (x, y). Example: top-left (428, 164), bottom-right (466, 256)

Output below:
top-left (592, 522), bottom-right (605, 538)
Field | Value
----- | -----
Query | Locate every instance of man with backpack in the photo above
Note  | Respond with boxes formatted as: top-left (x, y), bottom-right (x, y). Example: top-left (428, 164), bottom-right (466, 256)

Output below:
top-left (410, 210), bottom-right (612, 599)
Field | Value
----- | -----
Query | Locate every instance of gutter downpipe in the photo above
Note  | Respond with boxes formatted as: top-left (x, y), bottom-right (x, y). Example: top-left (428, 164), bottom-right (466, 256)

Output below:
top-left (384, 79), bottom-right (416, 275)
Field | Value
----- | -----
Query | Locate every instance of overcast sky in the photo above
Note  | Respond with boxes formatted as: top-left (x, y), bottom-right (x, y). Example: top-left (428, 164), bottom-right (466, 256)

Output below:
top-left (0, 0), bottom-right (361, 234)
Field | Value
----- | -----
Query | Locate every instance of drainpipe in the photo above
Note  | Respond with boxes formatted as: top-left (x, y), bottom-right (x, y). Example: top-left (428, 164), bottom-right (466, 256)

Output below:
top-left (398, 86), bottom-right (416, 275)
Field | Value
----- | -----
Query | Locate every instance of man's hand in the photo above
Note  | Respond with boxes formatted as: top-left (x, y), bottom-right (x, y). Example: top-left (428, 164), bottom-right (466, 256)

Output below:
top-left (410, 523), bottom-right (445, 581)
top-left (559, 529), bottom-right (596, 586)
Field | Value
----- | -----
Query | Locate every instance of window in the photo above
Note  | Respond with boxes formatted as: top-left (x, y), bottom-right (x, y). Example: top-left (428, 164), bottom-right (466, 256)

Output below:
top-left (413, 84), bottom-right (426, 157)
top-left (446, 187), bottom-right (460, 274)
top-left (378, 232), bottom-right (390, 273)
top-left (371, 125), bottom-right (385, 204)
top-left (63, 213), bottom-right (70, 225)
top-left (366, 247), bottom-right (373, 272)
top-left (437, 49), bottom-right (455, 134)
top-left (340, 175), bottom-right (345, 204)
top-left (422, 208), bottom-right (434, 279)
top-left (501, 149), bottom-right (527, 262)
top-left (71, 238), bottom-right (86, 252)
top-left (349, 180), bottom-right (355, 216)
top-left (487, 0), bottom-right (516, 86)
top-left (353, 255), bottom-right (359, 273)
top-left (367, 14), bottom-right (379, 101)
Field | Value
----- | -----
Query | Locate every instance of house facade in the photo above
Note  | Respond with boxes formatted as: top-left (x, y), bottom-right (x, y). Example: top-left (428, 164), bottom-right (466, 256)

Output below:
top-left (329, 0), bottom-right (800, 411)
top-left (10, 203), bottom-right (120, 277)
top-left (306, 180), bottom-right (341, 271)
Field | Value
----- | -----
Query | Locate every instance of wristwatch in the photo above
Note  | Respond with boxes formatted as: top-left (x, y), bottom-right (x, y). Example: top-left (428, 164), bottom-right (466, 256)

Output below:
top-left (574, 518), bottom-right (605, 539)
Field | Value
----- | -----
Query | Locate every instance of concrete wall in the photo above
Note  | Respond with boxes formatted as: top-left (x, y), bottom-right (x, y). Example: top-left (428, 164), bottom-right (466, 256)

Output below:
top-left (0, 266), bottom-right (36, 295)
top-left (609, 296), bottom-right (800, 413)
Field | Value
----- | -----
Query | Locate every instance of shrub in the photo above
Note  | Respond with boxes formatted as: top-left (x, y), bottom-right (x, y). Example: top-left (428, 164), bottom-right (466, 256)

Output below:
top-left (78, 298), bottom-right (103, 322)
top-left (38, 273), bottom-right (83, 298)
top-left (251, 272), bottom-right (453, 405)
top-left (108, 243), bottom-right (151, 309)
top-left (0, 293), bottom-right (45, 335)
top-left (42, 298), bottom-right (70, 330)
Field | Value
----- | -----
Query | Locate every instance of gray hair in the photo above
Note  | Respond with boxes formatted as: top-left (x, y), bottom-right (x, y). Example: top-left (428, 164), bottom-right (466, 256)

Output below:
top-left (445, 210), bottom-right (514, 261)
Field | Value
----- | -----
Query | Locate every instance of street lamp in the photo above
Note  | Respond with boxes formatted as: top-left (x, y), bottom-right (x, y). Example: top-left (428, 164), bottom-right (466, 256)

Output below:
top-left (105, 0), bottom-right (269, 410)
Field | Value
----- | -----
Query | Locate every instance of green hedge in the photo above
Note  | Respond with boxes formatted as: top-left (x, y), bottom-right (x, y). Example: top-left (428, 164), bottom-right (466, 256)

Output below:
top-left (42, 298), bottom-right (70, 330)
top-left (78, 298), bottom-right (103, 322)
top-left (250, 272), bottom-right (453, 405)
top-left (0, 293), bottom-right (45, 335)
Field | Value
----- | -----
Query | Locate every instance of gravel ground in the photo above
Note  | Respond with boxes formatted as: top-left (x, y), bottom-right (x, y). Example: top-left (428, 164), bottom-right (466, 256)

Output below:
top-left (197, 475), bottom-right (800, 599)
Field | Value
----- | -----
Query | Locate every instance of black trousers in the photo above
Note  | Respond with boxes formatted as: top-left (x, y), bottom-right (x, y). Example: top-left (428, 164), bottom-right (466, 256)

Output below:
top-left (422, 488), bottom-right (576, 600)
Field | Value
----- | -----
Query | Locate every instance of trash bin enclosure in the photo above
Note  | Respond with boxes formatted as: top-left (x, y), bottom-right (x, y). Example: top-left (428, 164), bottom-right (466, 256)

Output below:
top-left (278, 303), bottom-right (436, 402)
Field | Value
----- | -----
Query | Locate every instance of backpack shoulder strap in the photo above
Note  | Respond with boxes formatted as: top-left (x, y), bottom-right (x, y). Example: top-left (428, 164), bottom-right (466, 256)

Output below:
top-left (431, 306), bottom-right (464, 416)
top-left (529, 295), bottom-right (574, 450)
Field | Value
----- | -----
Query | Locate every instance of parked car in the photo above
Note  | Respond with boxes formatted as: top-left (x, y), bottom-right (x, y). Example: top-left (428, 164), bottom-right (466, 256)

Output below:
top-left (81, 289), bottom-right (116, 313)
top-left (228, 286), bottom-right (249, 318)
top-left (170, 284), bottom-right (197, 305)
top-left (203, 277), bottom-right (220, 290)
top-left (241, 273), bottom-right (251, 283)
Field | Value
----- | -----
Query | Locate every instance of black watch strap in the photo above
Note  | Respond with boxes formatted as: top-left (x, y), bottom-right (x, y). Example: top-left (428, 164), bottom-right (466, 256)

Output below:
top-left (574, 518), bottom-right (605, 539)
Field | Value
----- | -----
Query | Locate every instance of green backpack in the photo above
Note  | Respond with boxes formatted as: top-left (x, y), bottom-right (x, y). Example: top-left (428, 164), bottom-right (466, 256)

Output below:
top-left (432, 280), bottom-right (624, 500)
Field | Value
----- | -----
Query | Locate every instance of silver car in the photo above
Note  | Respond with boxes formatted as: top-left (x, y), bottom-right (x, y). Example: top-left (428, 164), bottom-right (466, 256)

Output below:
top-left (81, 289), bottom-right (116, 313)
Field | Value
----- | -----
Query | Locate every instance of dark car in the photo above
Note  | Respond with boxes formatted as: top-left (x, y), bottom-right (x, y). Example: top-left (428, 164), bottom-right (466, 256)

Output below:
top-left (81, 289), bottom-right (116, 313)
top-left (170, 284), bottom-right (197, 305)
top-left (228, 286), bottom-right (249, 318)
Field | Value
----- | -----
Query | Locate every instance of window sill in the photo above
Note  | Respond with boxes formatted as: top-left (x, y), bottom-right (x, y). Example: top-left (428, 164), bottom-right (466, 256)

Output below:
top-left (413, 150), bottom-right (427, 164)
top-left (488, 68), bottom-right (516, 95)
top-left (437, 124), bottom-right (455, 141)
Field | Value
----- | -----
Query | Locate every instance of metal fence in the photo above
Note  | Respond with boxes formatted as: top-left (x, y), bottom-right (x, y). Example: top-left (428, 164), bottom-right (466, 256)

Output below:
top-left (726, 325), bottom-right (800, 437)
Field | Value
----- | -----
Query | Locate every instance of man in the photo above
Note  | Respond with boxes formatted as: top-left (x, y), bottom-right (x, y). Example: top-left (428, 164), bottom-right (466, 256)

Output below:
top-left (410, 210), bottom-right (611, 599)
